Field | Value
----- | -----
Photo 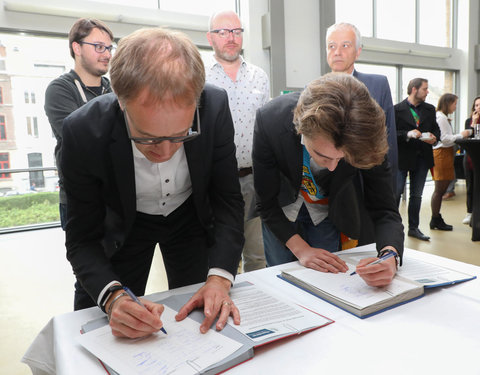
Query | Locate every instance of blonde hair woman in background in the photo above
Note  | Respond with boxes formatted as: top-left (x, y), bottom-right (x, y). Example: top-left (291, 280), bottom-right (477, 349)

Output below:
top-left (430, 93), bottom-right (472, 231)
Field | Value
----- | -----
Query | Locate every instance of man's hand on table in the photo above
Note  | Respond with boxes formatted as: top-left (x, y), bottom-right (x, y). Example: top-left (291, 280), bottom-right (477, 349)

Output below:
top-left (175, 275), bottom-right (240, 333)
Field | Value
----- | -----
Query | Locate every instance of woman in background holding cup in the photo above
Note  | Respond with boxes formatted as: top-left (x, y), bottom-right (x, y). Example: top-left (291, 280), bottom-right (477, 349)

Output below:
top-left (462, 96), bottom-right (480, 225)
top-left (430, 93), bottom-right (472, 231)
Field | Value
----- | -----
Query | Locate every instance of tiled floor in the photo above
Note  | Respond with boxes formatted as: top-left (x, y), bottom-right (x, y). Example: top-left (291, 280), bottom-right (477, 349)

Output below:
top-left (1, 181), bottom-right (479, 375)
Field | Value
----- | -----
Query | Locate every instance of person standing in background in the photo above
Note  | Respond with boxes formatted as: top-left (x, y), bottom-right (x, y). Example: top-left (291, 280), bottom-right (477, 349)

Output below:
top-left (395, 78), bottom-right (440, 241)
top-left (45, 18), bottom-right (114, 229)
top-left (325, 22), bottom-right (398, 185)
top-left (462, 96), bottom-right (480, 224)
top-left (430, 93), bottom-right (471, 231)
top-left (206, 10), bottom-right (270, 272)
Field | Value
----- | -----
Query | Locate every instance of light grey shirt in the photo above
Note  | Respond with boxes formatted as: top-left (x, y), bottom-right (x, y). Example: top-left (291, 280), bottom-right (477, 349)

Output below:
top-left (205, 55), bottom-right (270, 169)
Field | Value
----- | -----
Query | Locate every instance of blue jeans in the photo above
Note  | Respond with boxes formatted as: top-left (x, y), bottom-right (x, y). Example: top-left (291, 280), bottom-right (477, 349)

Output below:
top-left (59, 203), bottom-right (67, 231)
top-left (262, 209), bottom-right (340, 267)
top-left (396, 157), bottom-right (429, 230)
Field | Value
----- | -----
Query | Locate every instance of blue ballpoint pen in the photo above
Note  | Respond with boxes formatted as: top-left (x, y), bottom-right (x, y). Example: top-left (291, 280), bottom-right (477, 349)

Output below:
top-left (350, 251), bottom-right (396, 276)
top-left (123, 286), bottom-right (167, 334)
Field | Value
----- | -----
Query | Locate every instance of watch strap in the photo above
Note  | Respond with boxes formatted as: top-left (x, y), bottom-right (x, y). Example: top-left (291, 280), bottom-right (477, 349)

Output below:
top-left (100, 284), bottom-right (124, 312)
top-left (378, 249), bottom-right (399, 269)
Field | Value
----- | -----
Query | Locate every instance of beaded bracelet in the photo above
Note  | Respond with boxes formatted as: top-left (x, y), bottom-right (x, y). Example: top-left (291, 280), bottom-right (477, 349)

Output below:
top-left (107, 292), bottom-right (128, 321)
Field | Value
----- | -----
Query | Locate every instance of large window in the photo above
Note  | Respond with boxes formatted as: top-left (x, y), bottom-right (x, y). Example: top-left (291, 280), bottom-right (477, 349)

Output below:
top-left (355, 63), bottom-right (397, 103)
top-left (334, 0), bottom-right (372, 37)
top-left (419, 0), bottom-right (452, 47)
top-left (26, 117), bottom-right (39, 138)
top-left (160, 0), bottom-right (236, 16)
top-left (0, 153), bottom-right (10, 179)
top-left (28, 152), bottom-right (45, 189)
top-left (0, 115), bottom-right (6, 140)
top-left (376, 0), bottom-right (415, 43)
top-left (88, 0), bottom-right (237, 15)
top-left (402, 67), bottom-right (455, 108)
top-left (355, 64), bottom-right (457, 127)
top-left (336, 0), bottom-right (454, 47)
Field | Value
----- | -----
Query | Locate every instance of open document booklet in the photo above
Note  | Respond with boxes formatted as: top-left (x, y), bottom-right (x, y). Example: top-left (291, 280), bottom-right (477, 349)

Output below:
top-left (77, 282), bottom-right (333, 375)
top-left (280, 249), bottom-right (476, 319)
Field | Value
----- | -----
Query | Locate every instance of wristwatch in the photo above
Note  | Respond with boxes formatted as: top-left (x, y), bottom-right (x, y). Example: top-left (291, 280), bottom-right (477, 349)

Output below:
top-left (100, 284), bottom-right (124, 312)
top-left (378, 249), bottom-right (400, 269)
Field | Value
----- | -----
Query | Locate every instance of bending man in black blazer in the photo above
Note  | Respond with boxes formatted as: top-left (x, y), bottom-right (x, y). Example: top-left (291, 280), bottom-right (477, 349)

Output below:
top-left (61, 28), bottom-right (244, 338)
top-left (253, 73), bottom-right (404, 287)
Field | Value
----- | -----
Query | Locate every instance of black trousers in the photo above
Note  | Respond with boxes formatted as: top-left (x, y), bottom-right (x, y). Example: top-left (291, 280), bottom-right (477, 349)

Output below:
top-left (464, 154), bottom-right (474, 213)
top-left (74, 197), bottom-right (209, 310)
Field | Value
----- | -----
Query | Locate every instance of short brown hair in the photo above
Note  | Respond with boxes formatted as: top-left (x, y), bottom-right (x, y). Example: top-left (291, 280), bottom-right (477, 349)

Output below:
top-left (407, 78), bottom-right (428, 95)
top-left (110, 27), bottom-right (205, 106)
top-left (294, 73), bottom-right (387, 169)
top-left (68, 18), bottom-right (113, 58)
top-left (437, 93), bottom-right (458, 115)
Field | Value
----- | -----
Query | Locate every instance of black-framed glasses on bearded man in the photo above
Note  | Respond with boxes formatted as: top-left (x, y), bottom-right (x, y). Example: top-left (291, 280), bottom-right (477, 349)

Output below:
top-left (123, 107), bottom-right (201, 145)
top-left (79, 41), bottom-right (116, 53)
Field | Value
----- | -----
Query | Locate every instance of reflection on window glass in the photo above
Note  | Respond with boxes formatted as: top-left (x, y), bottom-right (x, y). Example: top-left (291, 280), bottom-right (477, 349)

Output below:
top-left (160, 0), bottom-right (236, 16)
top-left (402, 67), bottom-right (455, 109)
top-left (335, 0), bottom-right (373, 37)
top-left (377, 0), bottom-right (415, 42)
top-left (355, 63), bottom-right (397, 103)
top-left (419, 0), bottom-right (451, 47)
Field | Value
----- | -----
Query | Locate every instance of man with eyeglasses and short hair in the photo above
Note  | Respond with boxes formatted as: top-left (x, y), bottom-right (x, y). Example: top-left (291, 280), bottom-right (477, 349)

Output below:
top-left (45, 18), bottom-right (115, 229)
top-left (206, 10), bottom-right (270, 272)
top-left (326, 22), bottom-right (398, 186)
top-left (61, 27), bottom-right (244, 339)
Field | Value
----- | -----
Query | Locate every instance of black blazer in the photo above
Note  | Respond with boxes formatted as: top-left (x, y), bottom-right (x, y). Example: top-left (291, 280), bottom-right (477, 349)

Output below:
top-left (252, 92), bottom-right (404, 258)
top-left (61, 84), bottom-right (244, 302)
top-left (395, 98), bottom-right (440, 170)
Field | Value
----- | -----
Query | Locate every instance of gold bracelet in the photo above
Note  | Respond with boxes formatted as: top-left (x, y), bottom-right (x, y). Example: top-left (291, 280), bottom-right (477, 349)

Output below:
top-left (107, 292), bottom-right (128, 321)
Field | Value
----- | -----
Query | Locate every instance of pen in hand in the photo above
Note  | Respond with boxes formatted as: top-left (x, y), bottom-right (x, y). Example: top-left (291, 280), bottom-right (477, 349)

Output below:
top-left (123, 286), bottom-right (167, 334)
top-left (350, 252), bottom-right (396, 276)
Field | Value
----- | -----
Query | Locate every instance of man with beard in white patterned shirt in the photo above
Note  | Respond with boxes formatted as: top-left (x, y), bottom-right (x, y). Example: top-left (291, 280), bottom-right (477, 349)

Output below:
top-left (206, 10), bottom-right (270, 271)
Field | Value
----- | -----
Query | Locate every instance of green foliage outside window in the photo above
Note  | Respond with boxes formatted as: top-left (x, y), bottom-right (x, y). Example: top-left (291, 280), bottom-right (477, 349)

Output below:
top-left (0, 192), bottom-right (60, 228)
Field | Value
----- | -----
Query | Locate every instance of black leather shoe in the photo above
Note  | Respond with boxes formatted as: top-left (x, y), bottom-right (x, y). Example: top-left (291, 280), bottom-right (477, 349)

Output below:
top-left (408, 228), bottom-right (430, 241)
top-left (430, 214), bottom-right (453, 231)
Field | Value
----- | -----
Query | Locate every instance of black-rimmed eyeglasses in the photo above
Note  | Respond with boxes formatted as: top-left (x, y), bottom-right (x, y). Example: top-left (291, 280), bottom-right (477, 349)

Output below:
top-left (124, 107), bottom-right (201, 145)
top-left (79, 41), bottom-right (116, 53)
top-left (209, 28), bottom-right (244, 38)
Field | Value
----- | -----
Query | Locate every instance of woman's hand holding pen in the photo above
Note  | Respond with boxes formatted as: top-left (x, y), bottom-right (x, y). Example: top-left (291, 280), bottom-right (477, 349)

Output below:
top-left (106, 291), bottom-right (165, 339)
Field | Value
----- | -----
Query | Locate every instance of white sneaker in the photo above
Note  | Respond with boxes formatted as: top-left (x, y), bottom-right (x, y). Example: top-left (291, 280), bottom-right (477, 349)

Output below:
top-left (462, 213), bottom-right (472, 225)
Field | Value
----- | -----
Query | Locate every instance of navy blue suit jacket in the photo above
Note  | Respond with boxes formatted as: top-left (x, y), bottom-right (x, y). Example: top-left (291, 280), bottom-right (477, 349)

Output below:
top-left (353, 70), bottom-right (398, 181)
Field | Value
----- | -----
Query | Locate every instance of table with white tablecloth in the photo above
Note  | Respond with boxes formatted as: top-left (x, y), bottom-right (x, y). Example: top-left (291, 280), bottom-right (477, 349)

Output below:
top-left (22, 246), bottom-right (480, 375)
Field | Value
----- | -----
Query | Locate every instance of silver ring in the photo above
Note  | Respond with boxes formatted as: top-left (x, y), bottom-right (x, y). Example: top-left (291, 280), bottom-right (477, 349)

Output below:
top-left (222, 301), bottom-right (232, 306)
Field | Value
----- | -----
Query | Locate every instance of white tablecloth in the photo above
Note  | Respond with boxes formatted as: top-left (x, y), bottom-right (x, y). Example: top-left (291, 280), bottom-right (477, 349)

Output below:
top-left (22, 246), bottom-right (480, 375)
